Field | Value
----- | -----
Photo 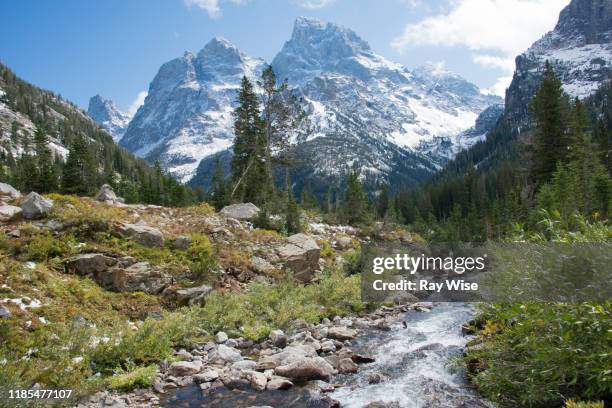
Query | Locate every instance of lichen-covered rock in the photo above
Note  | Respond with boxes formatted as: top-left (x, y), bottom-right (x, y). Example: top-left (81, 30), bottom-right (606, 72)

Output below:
top-left (220, 203), bottom-right (260, 220)
top-left (277, 233), bottom-right (320, 282)
top-left (21, 192), bottom-right (53, 219)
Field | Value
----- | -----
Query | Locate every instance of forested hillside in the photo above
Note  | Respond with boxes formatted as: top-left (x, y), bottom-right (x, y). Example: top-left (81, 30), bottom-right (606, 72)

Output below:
top-left (0, 63), bottom-right (200, 206)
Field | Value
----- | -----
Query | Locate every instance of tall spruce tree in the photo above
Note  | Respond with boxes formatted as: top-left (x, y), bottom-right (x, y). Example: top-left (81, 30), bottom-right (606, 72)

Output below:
top-left (343, 171), bottom-right (370, 225)
top-left (210, 157), bottom-right (229, 210)
top-left (231, 76), bottom-right (269, 204)
top-left (62, 135), bottom-right (95, 195)
top-left (33, 127), bottom-right (57, 193)
top-left (529, 61), bottom-right (569, 188)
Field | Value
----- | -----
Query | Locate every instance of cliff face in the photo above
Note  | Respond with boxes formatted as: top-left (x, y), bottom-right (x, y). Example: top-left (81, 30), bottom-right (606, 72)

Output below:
top-left (506, 0), bottom-right (612, 126)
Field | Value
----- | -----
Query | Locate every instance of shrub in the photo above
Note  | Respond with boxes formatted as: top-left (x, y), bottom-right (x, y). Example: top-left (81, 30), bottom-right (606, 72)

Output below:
top-left (107, 364), bottom-right (157, 391)
top-left (565, 401), bottom-right (604, 408)
top-left (24, 232), bottom-right (77, 261)
top-left (466, 302), bottom-right (612, 407)
top-left (186, 233), bottom-right (217, 280)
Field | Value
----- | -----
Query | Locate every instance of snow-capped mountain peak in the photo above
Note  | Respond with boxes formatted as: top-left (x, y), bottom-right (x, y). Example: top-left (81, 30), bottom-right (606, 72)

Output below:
top-left (87, 95), bottom-right (131, 141)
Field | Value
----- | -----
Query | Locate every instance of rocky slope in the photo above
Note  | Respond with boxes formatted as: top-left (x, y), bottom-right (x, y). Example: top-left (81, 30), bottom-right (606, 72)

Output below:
top-left (88, 95), bottom-right (131, 142)
top-left (506, 0), bottom-right (612, 125)
top-left (120, 18), bottom-right (500, 189)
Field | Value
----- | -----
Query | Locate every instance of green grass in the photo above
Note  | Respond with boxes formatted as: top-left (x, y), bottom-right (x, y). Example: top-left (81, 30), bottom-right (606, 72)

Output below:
top-left (107, 364), bottom-right (158, 391)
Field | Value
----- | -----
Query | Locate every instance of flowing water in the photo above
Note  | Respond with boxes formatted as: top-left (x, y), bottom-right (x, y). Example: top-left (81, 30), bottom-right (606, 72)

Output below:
top-left (163, 303), bottom-right (492, 408)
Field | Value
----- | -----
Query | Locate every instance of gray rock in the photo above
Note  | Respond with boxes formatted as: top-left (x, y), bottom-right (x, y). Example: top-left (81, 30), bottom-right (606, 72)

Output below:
top-left (194, 368), bottom-right (220, 383)
top-left (220, 203), bottom-right (260, 220)
top-left (335, 236), bottom-right (353, 249)
top-left (21, 192), bottom-right (53, 219)
top-left (266, 376), bottom-right (293, 390)
top-left (277, 233), bottom-right (320, 282)
top-left (242, 369), bottom-right (268, 391)
top-left (337, 357), bottom-right (358, 374)
top-left (0, 205), bottom-right (22, 221)
top-left (0, 182), bottom-right (21, 200)
top-left (327, 326), bottom-right (357, 341)
top-left (251, 256), bottom-right (276, 275)
top-left (172, 235), bottom-right (192, 251)
top-left (64, 254), bottom-right (117, 276)
top-left (215, 331), bottom-right (229, 344)
top-left (210, 344), bottom-right (243, 364)
top-left (320, 340), bottom-right (336, 353)
top-left (95, 184), bottom-right (124, 204)
top-left (118, 223), bottom-right (164, 248)
top-left (367, 372), bottom-right (388, 384)
top-left (268, 329), bottom-right (287, 348)
top-left (96, 262), bottom-right (172, 294)
top-left (231, 360), bottom-right (257, 371)
top-left (175, 284), bottom-right (212, 305)
top-left (273, 357), bottom-right (334, 381)
top-left (168, 361), bottom-right (202, 376)
top-left (259, 345), bottom-right (318, 368)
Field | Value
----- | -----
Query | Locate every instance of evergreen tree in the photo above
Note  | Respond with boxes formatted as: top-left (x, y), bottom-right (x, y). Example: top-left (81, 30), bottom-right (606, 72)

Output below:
top-left (529, 61), bottom-right (569, 188)
top-left (343, 171), bottom-right (370, 225)
top-left (231, 76), bottom-right (269, 204)
top-left (62, 135), bottom-right (95, 195)
top-left (285, 176), bottom-right (302, 234)
top-left (300, 182), bottom-right (318, 209)
top-left (33, 127), bottom-right (57, 192)
top-left (210, 157), bottom-right (229, 210)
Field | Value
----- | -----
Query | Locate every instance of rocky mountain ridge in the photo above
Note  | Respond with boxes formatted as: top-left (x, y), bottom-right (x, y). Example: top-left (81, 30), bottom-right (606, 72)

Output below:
top-left (87, 95), bottom-right (132, 142)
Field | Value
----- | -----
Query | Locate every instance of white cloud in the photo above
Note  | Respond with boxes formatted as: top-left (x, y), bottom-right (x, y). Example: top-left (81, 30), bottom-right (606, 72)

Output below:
top-left (483, 75), bottom-right (513, 97)
top-left (392, 0), bottom-right (568, 93)
top-left (293, 0), bottom-right (335, 9)
top-left (128, 91), bottom-right (147, 117)
top-left (472, 54), bottom-right (515, 72)
top-left (184, 0), bottom-right (248, 18)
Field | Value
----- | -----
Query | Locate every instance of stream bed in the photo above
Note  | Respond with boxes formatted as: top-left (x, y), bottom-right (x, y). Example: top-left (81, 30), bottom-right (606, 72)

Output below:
top-left (163, 303), bottom-right (493, 408)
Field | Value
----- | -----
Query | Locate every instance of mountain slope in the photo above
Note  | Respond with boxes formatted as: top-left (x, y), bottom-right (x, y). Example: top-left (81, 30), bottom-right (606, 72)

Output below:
top-left (88, 94), bottom-right (131, 141)
top-left (120, 38), bottom-right (267, 183)
top-left (0, 63), bottom-right (197, 206)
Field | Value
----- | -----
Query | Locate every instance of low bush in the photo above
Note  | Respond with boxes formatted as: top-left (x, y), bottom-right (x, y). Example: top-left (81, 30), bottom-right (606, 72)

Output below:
top-left (107, 364), bottom-right (157, 391)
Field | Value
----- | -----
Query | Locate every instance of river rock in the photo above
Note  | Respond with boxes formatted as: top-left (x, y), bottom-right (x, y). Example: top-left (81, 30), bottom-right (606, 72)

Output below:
top-left (0, 205), bottom-right (22, 221)
top-left (21, 192), bottom-right (53, 219)
top-left (266, 376), bottom-right (293, 390)
top-left (367, 373), bottom-right (388, 384)
top-left (220, 203), bottom-right (260, 220)
top-left (0, 182), bottom-right (20, 200)
top-left (273, 357), bottom-right (334, 381)
top-left (242, 370), bottom-right (268, 391)
top-left (231, 360), bottom-right (257, 371)
top-left (210, 344), bottom-right (243, 364)
top-left (194, 369), bottom-right (220, 383)
top-left (277, 233), bottom-right (320, 282)
top-left (320, 340), bottom-right (336, 354)
top-left (337, 358), bottom-right (358, 374)
top-left (327, 326), bottom-right (357, 341)
top-left (169, 361), bottom-right (202, 377)
top-left (118, 223), bottom-right (164, 248)
top-left (268, 329), bottom-right (287, 348)
top-left (260, 345), bottom-right (318, 367)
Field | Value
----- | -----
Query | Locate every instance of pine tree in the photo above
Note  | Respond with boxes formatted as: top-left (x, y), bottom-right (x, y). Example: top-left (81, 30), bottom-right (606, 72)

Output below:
top-left (285, 175), bottom-right (302, 234)
top-left (62, 135), bottom-right (95, 195)
top-left (210, 156), bottom-right (228, 210)
top-left (343, 171), bottom-right (370, 225)
top-left (231, 76), bottom-right (269, 204)
top-left (529, 61), bottom-right (569, 188)
top-left (33, 127), bottom-right (57, 192)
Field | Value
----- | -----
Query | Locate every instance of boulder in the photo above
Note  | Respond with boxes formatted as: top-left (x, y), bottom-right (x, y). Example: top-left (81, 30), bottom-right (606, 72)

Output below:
top-left (95, 184), bottom-right (124, 204)
top-left (266, 376), bottom-right (293, 390)
top-left (0, 306), bottom-right (11, 319)
top-left (169, 361), bottom-right (202, 377)
top-left (268, 329), bottom-right (287, 348)
top-left (320, 340), bottom-right (336, 354)
top-left (102, 262), bottom-right (172, 294)
top-left (259, 345), bottom-right (318, 368)
top-left (220, 203), bottom-right (260, 220)
top-left (274, 357), bottom-right (334, 381)
top-left (210, 344), bottom-right (243, 364)
top-left (194, 369), bottom-right (220, 383)
top-left (327, 326), bottom-right (357, 341)
top-left (277, 233), bottom-right (320, 282)
top-left (172, 235), bottom-right (192, 251)
top-left (0, 182), bottom-right (21, 200)
top-left (21, 192), bottom-right (53, 219)
top-left (118, 224), bottom-right (164, 248)
top-left (337, 358), bottom-right (358, 374)
top-left (215, 331), bottom-right (229, 344)
top-left (64, 254), bottom-right (117, 276)
top-left (242, 370), bottom-right (268, 391)
top-left (335, 236), bottom-right (353, 250)
top-left (0, 205), bottom-right (22, 221)
top-left (250, 256), bottom-right (276, 275)
top-left (367, 372), bottom-right (388, 384)
top-left (231, 360), bottom-right (257, 371)
top-left (175, 284), bottom-right (212, 305)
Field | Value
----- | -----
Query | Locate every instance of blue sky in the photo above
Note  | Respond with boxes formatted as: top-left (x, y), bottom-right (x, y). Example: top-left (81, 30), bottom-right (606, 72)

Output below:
top-left (0, 0), bottom-right (568, 113)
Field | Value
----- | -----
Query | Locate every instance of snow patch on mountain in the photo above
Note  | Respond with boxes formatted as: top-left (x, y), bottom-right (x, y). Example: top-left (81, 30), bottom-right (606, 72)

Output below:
top-left (87, 95), bottom-right (131, 142)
